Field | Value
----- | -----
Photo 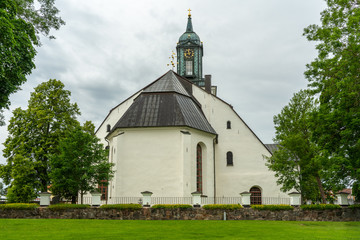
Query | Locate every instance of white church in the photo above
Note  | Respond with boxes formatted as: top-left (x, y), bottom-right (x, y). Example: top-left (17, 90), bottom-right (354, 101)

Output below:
top-left (95, 12), bottom-right (287, 204)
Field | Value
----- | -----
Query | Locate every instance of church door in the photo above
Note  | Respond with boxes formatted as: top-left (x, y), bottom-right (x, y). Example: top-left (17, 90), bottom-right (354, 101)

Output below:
top-left (196, 144), bottom-right (202, 193)
top-left (250, 187), bottom-right (262, 205)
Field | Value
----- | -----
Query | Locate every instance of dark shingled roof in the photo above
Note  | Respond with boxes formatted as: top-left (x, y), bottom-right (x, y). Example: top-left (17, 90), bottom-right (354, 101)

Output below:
top-left (111, 71), bottom-right (216, 135)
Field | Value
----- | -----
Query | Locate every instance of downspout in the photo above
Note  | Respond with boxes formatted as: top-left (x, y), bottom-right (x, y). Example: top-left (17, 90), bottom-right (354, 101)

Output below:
top-left (105, 137), bottom-right (110, 204)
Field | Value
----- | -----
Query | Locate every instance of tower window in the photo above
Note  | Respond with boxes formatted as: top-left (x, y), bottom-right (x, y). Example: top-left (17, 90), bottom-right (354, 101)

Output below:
top-left (227, 121), bottom-right (231, 129)
top-left (226, 151), bottom-right (233, 166)
top-left (186, 61), bottom-right (193, 75)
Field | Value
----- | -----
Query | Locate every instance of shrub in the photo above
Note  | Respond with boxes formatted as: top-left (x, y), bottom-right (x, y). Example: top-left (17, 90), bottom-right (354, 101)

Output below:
top-left (202, 204), bottom-right (243, 210)
top-left (251, 204), bottom-right (294, 211)
top-left (100, 204), bottom-right (142, 210)
top-left (300, 204), bottom-right (341, 210)
top-left (0, 203), bottom-right (39, 210)
top-left (48, 204), bottom-right (90, 210)
top-left (348, 204), bottom-right (360, 209)
top-left (151, 204), bottom-right (192, 209)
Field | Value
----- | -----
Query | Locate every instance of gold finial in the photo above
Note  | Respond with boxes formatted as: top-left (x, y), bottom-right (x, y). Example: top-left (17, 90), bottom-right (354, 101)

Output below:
top-left (167, 51), bottom-right (177, 70)
top-left (188, 8), bottom-right (191, 17)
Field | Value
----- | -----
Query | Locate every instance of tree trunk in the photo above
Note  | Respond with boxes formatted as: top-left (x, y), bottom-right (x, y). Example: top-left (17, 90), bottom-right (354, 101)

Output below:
top-left (315, 175), bottom-right (326, 203)
top-left (81, 191), bottom-right (83, 204)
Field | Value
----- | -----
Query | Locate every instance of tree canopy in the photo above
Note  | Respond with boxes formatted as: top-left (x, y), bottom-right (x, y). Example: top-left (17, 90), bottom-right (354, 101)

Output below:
top-left (0, 79), bottom-right (80, 201)
top-left (0, 0), bottom-right (64, 125)
top-left (49, 122), bottom-right (114, 204)
top-left (304, 0), bottom-right (360, 199)
top-left (265, 90), bottom-right (326, 202)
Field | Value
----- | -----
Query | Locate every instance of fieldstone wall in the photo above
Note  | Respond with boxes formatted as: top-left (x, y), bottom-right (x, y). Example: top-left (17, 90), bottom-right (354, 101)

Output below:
top-left (0, 207), bottom-right (359, 221)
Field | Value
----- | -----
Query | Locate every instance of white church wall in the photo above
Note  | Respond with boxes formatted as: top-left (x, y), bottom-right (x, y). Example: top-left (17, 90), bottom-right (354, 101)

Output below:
top-left (192, 86), bottom-right (287, 198)
top-left (106, 127), bottom-right (216, 198)
top-left (185, 128), bottom-right (216, 198)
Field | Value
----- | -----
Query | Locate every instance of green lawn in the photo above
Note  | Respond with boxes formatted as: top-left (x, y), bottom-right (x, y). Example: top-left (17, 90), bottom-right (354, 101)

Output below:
top-left (1, 219), bottom-right (359, 239)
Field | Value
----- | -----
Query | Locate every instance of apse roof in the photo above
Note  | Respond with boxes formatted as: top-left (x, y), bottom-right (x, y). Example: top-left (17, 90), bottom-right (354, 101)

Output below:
top-left (111, 71), bottom-right (216, 135)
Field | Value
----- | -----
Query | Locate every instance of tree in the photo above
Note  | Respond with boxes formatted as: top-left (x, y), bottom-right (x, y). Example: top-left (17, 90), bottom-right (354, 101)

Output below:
top-left (49, 122), bottom-right (114, 204)
top-left (265, 90), bottom-right (327, 203)
top-left (0, 79), bottom-right (80, 201)
top-left (303, 0), bottom-right (360, 200)
top-left (0, 0), bottom-right (64, 123)
top-left (5, 155), bottom-right (38, 203)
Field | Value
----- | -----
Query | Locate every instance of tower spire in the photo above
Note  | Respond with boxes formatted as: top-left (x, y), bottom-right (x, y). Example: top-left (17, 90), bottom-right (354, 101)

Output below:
top-left (186, 9), bottom-right (193, 32)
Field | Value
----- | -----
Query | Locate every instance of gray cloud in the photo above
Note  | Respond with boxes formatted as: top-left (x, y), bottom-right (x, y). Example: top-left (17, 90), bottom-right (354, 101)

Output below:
top-left (0, 0), bottom-right (326, 164)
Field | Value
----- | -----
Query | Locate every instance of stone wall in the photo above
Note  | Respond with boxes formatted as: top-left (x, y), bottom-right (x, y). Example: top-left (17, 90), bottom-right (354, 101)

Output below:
top-left (0, 207), bottom-right (359, 221)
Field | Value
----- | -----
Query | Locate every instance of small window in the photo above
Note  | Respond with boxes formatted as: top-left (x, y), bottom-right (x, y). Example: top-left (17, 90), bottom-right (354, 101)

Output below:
top-left (226, 151), bottom-right (233, 166)
top-left (106, 124), bottom-right (111, 132)
top-left (227, 121), bottom-right (231, 129)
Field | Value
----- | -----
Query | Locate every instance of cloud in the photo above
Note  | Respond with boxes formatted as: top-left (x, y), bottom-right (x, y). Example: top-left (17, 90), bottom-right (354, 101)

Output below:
top-left (0, 0), bottom-right (327, 164)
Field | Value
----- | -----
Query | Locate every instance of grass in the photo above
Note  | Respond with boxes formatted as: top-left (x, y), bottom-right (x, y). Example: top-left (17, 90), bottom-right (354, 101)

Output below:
top-left (1, 219), bottom-right (359, 239)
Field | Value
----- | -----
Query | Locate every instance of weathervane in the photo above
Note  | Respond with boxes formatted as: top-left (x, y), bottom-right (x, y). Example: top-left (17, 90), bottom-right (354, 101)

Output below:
top-left (167, 51), bottom-right (177, 70)
top-left (188, 8), bottom-right (191, 17)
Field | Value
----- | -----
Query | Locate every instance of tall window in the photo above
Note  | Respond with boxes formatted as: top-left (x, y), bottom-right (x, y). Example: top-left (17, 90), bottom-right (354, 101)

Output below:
top-left (227, 121), bottom-right (231, 129)
top-left (186, 61), bottom-right (193, 75)
top-left (226, 151), bottom-right (233, 166)
top-left (196, 144), bottom-right (202, 193)
top-left (250, 187), bottom-right (262, 205)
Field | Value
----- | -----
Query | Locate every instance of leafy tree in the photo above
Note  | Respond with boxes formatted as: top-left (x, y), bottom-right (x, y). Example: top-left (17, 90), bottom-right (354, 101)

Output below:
top-left (265, 90), bottom-right (327, 203)
top-left (49, 122), bottom-right (114, 204)
top-left (0, 0), bottom-right (64, 122)
top-left (303, 0), bottom-right (360, 200)
top-left (0, 79), bottom-right (80, 200)
top-left (5, 155), bottom-right (38, 203)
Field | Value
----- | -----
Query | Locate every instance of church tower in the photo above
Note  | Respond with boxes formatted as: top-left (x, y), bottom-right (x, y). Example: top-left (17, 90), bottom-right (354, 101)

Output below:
top-left (176, 10), bottom-right (204, 87)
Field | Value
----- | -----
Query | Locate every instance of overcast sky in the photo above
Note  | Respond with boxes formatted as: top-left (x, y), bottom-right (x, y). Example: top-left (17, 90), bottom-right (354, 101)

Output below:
top-left (0, 0), bottom-right (327, 164)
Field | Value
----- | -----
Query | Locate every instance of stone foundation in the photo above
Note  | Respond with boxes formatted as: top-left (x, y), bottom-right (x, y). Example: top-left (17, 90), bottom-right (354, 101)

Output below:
top-left (0, 207), bottom-right (359, 221)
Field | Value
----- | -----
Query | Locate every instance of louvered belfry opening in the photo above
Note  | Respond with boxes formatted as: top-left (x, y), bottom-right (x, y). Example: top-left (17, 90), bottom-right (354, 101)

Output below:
top-left (196, 144), bottom-right (202, 193)
top-left (250, 187), bottom-right (262, 205)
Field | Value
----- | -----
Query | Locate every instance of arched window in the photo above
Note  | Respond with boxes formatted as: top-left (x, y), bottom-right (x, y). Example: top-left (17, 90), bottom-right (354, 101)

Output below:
top-left (106, 124), bottom-right (111, 132)
top-left (226, 151), bottom-right (233, 166)
top-left (250, 187), bottom-right (262, 205)
top-left (196, 144), bottom-right (202, 193)
top-left (227, 121), bottom-right (231, 129)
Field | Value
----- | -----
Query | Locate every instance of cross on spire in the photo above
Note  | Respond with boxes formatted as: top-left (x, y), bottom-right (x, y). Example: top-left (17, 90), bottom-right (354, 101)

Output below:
top-left (188, 8), bottom-right (191, 17)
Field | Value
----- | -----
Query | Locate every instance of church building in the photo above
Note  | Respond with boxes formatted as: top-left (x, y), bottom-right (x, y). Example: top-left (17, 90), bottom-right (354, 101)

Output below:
top-left (95, 11), bottom-right (287, 203)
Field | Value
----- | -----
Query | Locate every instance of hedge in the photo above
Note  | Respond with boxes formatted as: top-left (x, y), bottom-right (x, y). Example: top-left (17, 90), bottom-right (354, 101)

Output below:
top-left (0, 203), bottom-right (39, 210)
top-left (251, 204), bottom-right (294, 211)
top-left (100, 204), bottom-right (142, 210)
top-left (300, 204), bottom-right (341, 210)
top-left (151, 204), bottom-right (193, 209)
top-left (202, 204), bottom-right (243, 210)
top-left (348, 204), bottom-right (360, 209)
top-left (48, 204), bottom-right (90, 210)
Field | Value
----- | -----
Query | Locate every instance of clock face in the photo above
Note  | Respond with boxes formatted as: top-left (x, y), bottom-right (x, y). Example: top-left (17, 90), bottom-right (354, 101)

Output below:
top-left (184, 49), bottom-right (194, 58)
